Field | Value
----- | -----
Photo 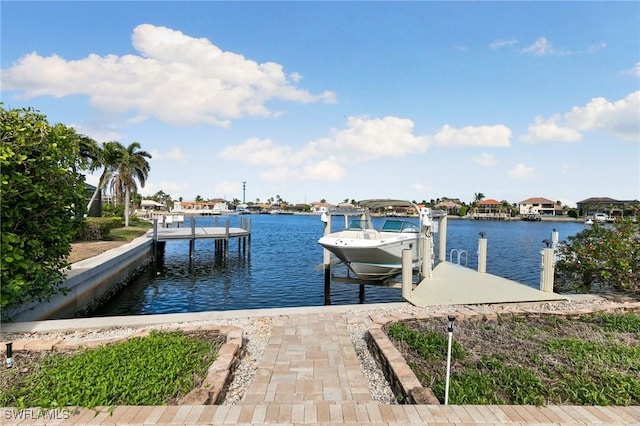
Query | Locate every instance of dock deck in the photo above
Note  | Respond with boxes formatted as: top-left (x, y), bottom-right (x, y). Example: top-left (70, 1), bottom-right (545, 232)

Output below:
top-left (155, 226), bottom-right (250, 241)
top-left (408, 261), bottom-right (567, 306)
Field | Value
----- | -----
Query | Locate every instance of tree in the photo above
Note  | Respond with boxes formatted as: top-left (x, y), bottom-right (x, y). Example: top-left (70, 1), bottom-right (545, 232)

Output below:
top-left (555, 219), bottom-right (640, 295)
top-left (110, 142), bottom-right (151, 226)
top-left (86, 141), bottom-right (125, 213)
top-left (473, 192), bottom-right (485, 203)
top-left (1, 106), bottom-right (88, 314)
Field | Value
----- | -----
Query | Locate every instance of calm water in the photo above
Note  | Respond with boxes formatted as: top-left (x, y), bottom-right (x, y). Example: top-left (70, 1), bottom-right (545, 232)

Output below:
top-left (88, 215), bottom-right (586, 317)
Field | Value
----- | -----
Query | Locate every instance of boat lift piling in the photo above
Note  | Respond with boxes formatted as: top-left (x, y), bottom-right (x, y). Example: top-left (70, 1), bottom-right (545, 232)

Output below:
top-left (477, 232), bottom-right (487, 273)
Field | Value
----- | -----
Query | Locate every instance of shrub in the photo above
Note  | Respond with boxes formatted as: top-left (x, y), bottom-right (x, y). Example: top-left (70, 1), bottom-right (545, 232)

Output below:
top-left (1, 106), bottom-right (88, 314)
top-left (555, 219), bottom-right (640, 295)
top-left (75, 217), bottom-right (124, 241)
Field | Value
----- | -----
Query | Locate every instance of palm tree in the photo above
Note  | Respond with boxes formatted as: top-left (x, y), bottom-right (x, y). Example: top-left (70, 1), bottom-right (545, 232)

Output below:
top-left (111, 142), bottom-right (151, 226)
top-left (86, 141), bottom-right (125, 213)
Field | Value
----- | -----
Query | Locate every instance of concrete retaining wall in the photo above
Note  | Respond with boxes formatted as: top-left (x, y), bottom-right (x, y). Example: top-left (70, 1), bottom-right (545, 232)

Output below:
top-left (4, 235), bottom-right (153, 323)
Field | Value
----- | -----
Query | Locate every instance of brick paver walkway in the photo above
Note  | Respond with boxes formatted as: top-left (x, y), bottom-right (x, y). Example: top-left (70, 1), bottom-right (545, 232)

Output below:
top-left (242, 312), bottom-right (371, 405)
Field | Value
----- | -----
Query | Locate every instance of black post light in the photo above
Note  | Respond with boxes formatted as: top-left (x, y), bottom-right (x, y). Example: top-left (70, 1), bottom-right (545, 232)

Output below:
top-left (445, 315), bottom-right (455, 405)
top-left (5, 342), bottom-right (13, 368)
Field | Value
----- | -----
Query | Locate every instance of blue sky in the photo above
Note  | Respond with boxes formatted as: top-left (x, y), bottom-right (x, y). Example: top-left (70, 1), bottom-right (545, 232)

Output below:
top-left (2, 1), bottom-right (639, 207)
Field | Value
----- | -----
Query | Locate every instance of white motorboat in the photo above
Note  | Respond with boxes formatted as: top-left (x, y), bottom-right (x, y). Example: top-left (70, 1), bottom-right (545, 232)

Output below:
top-left (318, 199), bottom-right (426, 281)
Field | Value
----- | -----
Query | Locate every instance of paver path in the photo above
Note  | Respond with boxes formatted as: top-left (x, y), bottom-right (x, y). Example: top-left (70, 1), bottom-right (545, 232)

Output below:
top-left (242, 312), bottom-right (372, 404)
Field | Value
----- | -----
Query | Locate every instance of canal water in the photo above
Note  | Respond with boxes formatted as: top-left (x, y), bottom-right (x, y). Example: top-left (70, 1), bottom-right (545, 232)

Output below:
top-left (88, 215), bottom-right (586, 317)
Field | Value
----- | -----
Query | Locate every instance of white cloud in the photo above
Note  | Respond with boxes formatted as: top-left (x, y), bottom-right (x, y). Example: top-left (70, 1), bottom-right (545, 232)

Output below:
top-left (508, 163), bottom-right (535, 178)
top-left (489, 39), bottom-right (517, 50)
top-left (150, 146), bottom-right (186, 161)
top-left (219, 137), bottom-right (295, 166)
top-left (308, 116), bottom-right (429, 161)
top-left (626, 62), bottom-right (640, 78)
top-left (521, 37), bottom-right (573, 56)
top-left (587, 42), bottom-right (607, 53)
top-left (219, 117), bottom-right (514, 184)
top-left (520, 91), bottom-right (640, 143)
top-left (472, 153), bottom-right (497, 167)
top-left (1, 24), bottom-right (336, 127)
top-left (520, 115), bottom-right (582, 143)
top-left (411, 183), bottom-right (432, 192)
top-left (432, 124), bottom-right (511, 147)
top-left (564, 91), bottom-right (640, 141)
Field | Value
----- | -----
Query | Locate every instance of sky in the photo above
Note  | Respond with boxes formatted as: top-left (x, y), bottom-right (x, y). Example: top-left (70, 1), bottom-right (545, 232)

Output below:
top-left (2, 1), bottom-right (639, 207)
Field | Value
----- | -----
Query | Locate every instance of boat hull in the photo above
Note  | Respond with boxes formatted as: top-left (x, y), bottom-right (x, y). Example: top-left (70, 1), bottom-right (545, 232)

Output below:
top-left (318, 232), bottom-right (420, 280)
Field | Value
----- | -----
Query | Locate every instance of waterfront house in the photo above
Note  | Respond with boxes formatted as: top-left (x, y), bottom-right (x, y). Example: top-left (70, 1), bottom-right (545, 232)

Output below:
top-left (577, 197), bottom-right (639, 219)
top-left (435, 200), bottom-right (463, 215)
top-left (471, 199), bottom-right (509, 220)
top-left (518, 197), bottom-right (562, 216)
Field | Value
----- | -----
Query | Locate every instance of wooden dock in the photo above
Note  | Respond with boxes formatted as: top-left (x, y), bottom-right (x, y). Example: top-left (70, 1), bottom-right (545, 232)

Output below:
top-left (152, 217), bottom-right (251, 258)
top-left (407, 261), bottom-right (567, 306)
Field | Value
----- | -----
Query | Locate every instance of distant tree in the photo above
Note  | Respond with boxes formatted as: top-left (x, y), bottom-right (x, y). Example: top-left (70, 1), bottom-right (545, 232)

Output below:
top-left (320, 198), bottom-right (326, 203)
top-left (195, 195), bottom-right (204, 202)
top-left (1, 106), bottom-right (88, 315)
top-left (474, 192), bottom-right (485, 203)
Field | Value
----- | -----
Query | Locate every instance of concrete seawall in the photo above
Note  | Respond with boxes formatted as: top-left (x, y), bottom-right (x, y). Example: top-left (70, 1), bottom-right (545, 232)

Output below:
top-left (3, 234), bottom-right (153, 323)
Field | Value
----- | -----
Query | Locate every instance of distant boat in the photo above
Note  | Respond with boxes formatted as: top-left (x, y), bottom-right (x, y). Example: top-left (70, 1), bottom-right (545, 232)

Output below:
top-left (521, 213), bottom-right (542, 222)
top-left (318, 199), bottom-right (437, 281)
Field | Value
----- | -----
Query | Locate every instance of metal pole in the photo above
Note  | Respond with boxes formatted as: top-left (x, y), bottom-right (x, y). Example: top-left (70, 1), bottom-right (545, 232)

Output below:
top-left (445, 316), bottom-right (455, 405)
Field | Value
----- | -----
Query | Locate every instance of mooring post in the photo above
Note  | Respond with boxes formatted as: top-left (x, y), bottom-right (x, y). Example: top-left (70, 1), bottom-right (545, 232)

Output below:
top-left (438, 214), bottom-right (447, 263)
top-left (152, 218), bottom-right (158, 259)
top-left (402, 248), bottom-right (413, 301)
top-left (540, 247), bottom-right (555, 292)
top-left (477, 232), bottom-right (487, 273)
top-left (420, 225), bottom-right (432, 280)
top-left (189, 216), bottom-right (196, 258)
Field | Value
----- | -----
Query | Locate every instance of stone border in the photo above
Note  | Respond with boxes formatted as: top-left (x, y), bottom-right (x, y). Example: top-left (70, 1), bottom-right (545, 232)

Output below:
top-left (2, 324), bottom-right (243, 406)
top-left (366, 301), bottom-right (640, 405)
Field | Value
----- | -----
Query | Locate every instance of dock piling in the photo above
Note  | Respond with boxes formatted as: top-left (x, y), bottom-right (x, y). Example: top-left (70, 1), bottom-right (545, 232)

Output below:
top-left (477, 232), bottom-right (487, 273)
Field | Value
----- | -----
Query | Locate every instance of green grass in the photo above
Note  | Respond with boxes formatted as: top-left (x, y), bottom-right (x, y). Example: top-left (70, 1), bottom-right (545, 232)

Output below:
top-left (0, 330), bottom-right (224, 409)
top-left (107, 217), bottom-right (153, 241)
top-left (387, 311), bottom-right (640, 406)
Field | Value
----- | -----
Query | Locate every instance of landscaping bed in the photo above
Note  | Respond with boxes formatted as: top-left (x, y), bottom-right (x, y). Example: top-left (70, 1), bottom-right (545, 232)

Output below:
top-left (0, 329), bottom-right (227, 409)
top-left (385, 310), bottom-right (640, 406)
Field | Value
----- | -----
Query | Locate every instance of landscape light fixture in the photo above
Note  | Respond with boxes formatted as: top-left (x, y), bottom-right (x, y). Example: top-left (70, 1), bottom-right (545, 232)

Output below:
top-left (5, 342), bottom-right (13, 368)
top-left (444, 315), bottom-right (456, 405)
top-left (542, 238), bottom-right (551, 248)
top-left (479, 232), bottom-right (486, 239)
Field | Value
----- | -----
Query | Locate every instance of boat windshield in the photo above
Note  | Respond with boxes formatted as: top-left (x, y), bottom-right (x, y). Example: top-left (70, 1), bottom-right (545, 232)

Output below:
top-left (347, 219), bottom-right (368, 230)
top-left (380, 220), bottom-right (420, 233)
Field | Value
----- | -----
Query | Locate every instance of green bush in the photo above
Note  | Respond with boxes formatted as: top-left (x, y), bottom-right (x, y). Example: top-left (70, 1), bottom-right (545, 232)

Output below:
top-left (101, 203), bottom-right (125, 218)
top-left (1, 106), bottom-right (89, 314)
top-left (555, 219), bottom-right (640, 295)
top-left (75, 217), bottom-right (124, 241)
